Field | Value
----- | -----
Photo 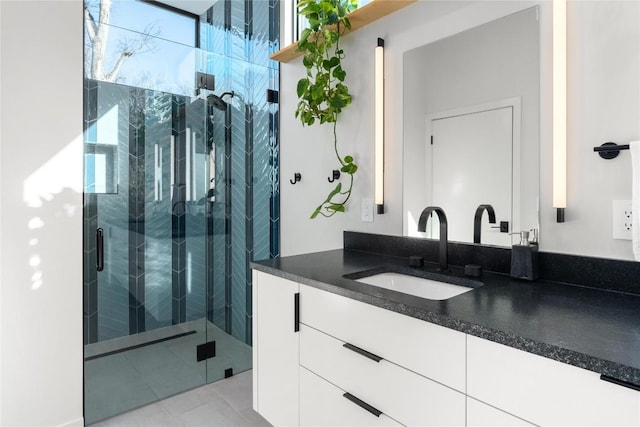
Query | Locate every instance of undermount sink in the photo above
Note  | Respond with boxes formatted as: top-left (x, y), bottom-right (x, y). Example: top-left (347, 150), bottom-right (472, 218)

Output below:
top-left (351, 270), bottom-right (482, 301)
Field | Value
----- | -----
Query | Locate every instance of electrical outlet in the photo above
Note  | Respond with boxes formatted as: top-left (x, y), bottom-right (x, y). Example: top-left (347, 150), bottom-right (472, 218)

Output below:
top-left (612, 200), bottom-right (632, 240)
top-left (361, 198), bottom-right (373, 222)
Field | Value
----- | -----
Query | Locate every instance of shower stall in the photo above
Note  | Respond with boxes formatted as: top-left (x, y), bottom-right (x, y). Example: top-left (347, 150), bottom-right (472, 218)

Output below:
top-left (82, 0), bottom-right (279, 423)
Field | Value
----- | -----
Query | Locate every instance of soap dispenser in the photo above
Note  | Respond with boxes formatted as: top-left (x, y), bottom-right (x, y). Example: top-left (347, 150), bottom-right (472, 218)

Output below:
top-left (510, 230), bottom-right (539, 280)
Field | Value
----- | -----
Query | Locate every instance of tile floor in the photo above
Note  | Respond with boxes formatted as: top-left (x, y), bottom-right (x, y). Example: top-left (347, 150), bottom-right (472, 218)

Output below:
top-left (87, 370), bottom-right (271, 427)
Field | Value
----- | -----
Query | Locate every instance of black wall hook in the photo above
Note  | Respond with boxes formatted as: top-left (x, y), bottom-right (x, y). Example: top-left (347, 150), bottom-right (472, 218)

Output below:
top-left (290, 173), bottom-right (301, 185)
top-left (328, 170), bottom-right (341, 183)
top-left (593, 142), bottom-right (630, 159)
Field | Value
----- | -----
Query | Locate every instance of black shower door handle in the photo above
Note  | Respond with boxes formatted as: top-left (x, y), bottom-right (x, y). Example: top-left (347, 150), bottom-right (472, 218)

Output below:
top-left (96, 228), bottom-right (104, 272)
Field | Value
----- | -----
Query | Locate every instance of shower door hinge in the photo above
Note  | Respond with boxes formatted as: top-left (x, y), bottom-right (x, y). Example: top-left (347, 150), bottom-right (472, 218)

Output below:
top-left (196, 340), bottom-right (216, 362)
top-left (266, 89), bottom-right (279, 104)
top-left (196, 72), bottom-right (215, 91)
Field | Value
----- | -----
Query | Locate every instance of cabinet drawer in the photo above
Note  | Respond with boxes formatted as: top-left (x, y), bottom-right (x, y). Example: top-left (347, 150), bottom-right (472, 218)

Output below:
top-left (466, 397), bottom-right (535, 426)
top-left (299, 284), bottom-right (465, 391)
top-left (467, 335), bottom-right (640, 426)
top-left (300, 366), bottom-right (402, 427)
top-left (300, 324), bottom-right (466, 426)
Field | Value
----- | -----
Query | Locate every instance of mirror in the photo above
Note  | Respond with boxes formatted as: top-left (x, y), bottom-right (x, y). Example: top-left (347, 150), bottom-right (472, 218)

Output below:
top-left (402, 7), bottom-right (540, 247)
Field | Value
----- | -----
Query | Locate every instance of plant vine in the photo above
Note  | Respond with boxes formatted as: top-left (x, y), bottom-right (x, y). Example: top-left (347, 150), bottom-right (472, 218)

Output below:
top-left (294, 0), bottom-right (358, 218)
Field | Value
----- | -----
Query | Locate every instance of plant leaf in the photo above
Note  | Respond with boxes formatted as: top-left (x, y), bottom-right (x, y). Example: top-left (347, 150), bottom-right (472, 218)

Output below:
top-left (327, 203), bottom-right (345, 213)
top-left (297, 79), bottom-right (309, 97)
top-left (330, 97), bottom-right (347, 109)
top-left (302, 54), bottom-right (313, 69)
top-left (328, 182), bottom-right (342, 199)
top-left (310, 205), bottom-right (322, 219)
top-left (340, 163), bottom-right (357, 174)
top-left (299, 28), bottom-right (311, 44)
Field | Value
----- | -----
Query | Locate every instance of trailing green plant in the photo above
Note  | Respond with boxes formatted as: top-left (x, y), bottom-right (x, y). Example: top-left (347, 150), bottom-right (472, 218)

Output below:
top-left (295, 0), bottom-right (358, 219)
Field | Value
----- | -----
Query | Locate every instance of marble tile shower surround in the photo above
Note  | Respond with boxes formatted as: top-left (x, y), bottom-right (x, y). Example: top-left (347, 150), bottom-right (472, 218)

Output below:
top-left (344, 231), bottom-right (640, 296)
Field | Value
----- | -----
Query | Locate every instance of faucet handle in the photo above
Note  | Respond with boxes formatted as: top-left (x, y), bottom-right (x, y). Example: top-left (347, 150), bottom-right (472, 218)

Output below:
top-left (490, 221), bottom-right (509, 233)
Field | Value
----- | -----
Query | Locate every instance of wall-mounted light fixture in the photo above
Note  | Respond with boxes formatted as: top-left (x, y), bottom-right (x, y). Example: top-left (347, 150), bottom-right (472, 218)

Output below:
top-left (553, 0), bottom-right (567, 222)
top-left (375, 37), bottom-right (385, 214)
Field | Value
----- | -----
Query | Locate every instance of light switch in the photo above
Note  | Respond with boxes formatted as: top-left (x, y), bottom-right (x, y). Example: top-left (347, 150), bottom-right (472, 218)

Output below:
top-left (361, 198), bottom-right (373, 222)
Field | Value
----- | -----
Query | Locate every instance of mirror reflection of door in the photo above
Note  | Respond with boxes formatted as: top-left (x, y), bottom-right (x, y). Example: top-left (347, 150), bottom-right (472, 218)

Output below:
top-left (428, 105), bottom-right (513, 246)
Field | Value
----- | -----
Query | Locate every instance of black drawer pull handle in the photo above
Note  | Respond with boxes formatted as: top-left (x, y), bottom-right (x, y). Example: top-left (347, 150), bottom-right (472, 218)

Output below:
top-left (343, 392), bottom-right (382, 417)
top-left (96, 228), bottom-right (104, 272)
top-left (600, 375), bottom-right (640, 392)
top-left (343, 343), bottom-right (383, 362)
top-left (294, 293), bottom-right (300, 332)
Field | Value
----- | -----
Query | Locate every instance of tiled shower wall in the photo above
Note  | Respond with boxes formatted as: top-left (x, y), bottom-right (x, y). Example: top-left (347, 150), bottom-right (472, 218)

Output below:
top-left (200, 0), bottom-right (280, 345)
top-left (83, 0), bottom-right (280, 346)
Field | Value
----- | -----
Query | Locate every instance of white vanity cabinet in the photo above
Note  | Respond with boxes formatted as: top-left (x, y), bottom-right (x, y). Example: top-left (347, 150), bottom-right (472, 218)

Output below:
top-left (466, 397), bottom-right (535, 426)
top-left (467, 335), bottom-right (640, 426)
top-left (253, 270), bottom-right (640, 427)
top-left (252, 271), bottom-right (299, 426)
top-left (298, 284), bottom-right (466, 426)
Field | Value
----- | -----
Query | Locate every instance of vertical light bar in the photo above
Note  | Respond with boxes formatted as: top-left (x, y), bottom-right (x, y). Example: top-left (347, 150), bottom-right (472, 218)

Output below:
top-left (170, 135), bottom-right (175, 201)
top-left (186, 128), bottom-right (192, 202)
top-left (192, 130), bottom-right (197, 200)
top-left (158, 146), bottom-right (163, 201)
top-left (553, 0), bottom-right (567, 222)
top-left (154, 143), bottom-right (159, 201)
top-left (375, 38), bottom-right (385, 214)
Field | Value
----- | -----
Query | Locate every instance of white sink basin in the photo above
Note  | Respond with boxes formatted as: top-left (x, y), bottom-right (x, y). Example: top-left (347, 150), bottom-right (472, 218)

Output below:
top-left (355, 272), bottom-right (476, 300)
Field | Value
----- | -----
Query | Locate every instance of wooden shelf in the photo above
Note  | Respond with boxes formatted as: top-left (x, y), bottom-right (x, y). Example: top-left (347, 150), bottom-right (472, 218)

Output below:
top-left (270, 0), bottom-right (416, 63)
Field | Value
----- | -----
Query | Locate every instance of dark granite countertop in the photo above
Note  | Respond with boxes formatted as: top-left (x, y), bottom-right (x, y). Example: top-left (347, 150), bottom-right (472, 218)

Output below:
top-left (251, 248), bottom-right (640, 388)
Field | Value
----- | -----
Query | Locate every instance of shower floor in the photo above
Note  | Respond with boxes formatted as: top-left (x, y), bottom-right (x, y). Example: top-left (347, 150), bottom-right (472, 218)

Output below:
top-left (84, 320), bottom-right (252, 425)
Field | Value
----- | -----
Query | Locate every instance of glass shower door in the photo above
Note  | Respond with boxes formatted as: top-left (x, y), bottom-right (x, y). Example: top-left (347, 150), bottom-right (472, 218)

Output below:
top-left (83, 82), bottom-right (213, 424)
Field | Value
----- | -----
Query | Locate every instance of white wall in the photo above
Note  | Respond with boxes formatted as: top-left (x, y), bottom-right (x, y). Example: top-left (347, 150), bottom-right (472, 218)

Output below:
top-left (542, 0), bottom-right (640, 259)
top-left (280, 0), bottom-right (640, 260)
top-left (0, 1), bottom-right (84, 426)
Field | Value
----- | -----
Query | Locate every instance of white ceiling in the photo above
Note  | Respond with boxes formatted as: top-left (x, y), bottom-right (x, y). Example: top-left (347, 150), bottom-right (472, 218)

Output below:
top-left (153, 0), bottom-right (217, 16)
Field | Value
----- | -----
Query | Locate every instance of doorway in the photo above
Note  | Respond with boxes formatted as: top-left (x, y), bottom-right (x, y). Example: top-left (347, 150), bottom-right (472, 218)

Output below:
top-left (426, 101), bottom-right (519, 246)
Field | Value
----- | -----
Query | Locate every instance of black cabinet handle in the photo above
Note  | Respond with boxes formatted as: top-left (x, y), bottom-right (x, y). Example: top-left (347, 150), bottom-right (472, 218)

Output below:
top-left (96, 228), bottom-right (104, 272)
top-left (342, 392), bottom-right (382, 417)
top-left (294, 292), bottom-right (300, 332)
top-left (343, 343), bottom-right (383, 362)
top-left (600, 375), bottom-right (640, 392)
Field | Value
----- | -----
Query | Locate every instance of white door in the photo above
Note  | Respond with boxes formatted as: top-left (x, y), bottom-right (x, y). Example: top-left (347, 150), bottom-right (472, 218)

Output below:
top-left (429, 106), bottom-right (513, 246)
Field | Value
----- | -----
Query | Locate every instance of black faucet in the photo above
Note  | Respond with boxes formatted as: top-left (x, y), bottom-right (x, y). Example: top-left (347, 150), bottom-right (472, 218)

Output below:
top-left (417, 206), bottom-right (448, 271)
top-left (473, 204), bottom-right (496, 244)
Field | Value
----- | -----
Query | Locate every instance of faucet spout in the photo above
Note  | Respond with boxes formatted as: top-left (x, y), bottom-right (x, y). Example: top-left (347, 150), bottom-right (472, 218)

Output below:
top-left (417, 206), bottom-right (448, 271)
top-left (473, 204), bottom-right (496, 244)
